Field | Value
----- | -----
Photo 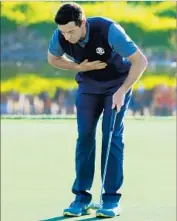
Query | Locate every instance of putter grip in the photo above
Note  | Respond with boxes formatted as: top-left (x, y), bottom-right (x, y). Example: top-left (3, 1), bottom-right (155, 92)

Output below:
top-left (110, 108), bottom-right (117, 131)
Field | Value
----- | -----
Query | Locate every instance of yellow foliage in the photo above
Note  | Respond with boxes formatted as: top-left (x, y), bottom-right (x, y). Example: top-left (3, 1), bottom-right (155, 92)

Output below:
top-left (134, 75), bottom-right (176, 90)
top-left (1, 74), bottom-right (176, 96)
top-left (151, 2), bottom-right (176, 13)
top-left (1, 1), bottom-right (176, 31)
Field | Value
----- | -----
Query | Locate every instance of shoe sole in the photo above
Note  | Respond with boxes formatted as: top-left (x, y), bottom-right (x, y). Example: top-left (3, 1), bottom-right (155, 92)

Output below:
top-left (96, 212), bottom-right (120, 218)
top-left (63, 211), bottom-right (81, 217)
top-left (63, 209), bottom-right (92, 217)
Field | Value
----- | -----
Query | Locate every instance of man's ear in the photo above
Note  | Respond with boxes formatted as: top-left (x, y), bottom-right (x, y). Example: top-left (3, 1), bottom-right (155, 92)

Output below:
top-left (82, 19), bottom-right (86, 25)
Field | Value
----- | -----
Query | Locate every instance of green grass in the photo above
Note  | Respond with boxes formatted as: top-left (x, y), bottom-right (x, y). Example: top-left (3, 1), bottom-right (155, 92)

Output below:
top-left (1, 118), bottom-right (176, 221)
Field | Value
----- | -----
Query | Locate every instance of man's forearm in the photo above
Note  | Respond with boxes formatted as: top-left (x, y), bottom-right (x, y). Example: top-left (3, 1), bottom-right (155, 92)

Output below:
top-left (48, 56), bottom-right (80, 71)
top-left (121, 57), bottom-right (148, 92)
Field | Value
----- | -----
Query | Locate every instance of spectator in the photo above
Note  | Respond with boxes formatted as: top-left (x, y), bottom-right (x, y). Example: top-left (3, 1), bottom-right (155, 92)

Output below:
top-left (1, 85), bottom-right (175, 116)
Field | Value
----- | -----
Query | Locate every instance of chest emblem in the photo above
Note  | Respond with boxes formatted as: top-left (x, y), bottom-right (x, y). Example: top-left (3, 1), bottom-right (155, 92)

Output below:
top-left (96, 47), bottom-right (105, 55)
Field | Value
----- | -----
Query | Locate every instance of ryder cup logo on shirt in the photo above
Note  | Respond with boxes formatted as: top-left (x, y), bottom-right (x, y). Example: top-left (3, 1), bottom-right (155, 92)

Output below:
top-left (96, 47), bottom-right (105, 55)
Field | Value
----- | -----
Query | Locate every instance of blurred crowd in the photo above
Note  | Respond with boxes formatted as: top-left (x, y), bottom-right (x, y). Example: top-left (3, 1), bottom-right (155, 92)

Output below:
top-left (1, 85), bottom-right (176, 116)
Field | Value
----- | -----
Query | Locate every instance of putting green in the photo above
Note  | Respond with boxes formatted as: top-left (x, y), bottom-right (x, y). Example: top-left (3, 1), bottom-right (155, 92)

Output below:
top-left (1, 118), bottom-right (176, 221)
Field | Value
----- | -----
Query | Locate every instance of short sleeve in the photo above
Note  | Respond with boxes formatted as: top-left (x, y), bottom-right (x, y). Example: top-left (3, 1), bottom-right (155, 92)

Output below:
top-left (48, 29), bottom-right (64, 57)
top-left (108, 23), bottom-right (138, 58)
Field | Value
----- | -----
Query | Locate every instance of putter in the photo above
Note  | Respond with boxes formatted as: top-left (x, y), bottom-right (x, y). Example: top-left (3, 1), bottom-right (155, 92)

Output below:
top-left (89, 108), bottom-right (118, 209)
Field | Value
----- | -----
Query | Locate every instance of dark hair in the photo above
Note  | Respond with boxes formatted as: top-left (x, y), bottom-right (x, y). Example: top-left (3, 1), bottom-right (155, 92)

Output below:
top-left (55, 3), bottom-right (84, 27)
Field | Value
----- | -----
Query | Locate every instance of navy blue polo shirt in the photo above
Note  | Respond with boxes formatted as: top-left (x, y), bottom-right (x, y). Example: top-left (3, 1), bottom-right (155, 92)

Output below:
top-left (49, 17), bottom-right (137, 94)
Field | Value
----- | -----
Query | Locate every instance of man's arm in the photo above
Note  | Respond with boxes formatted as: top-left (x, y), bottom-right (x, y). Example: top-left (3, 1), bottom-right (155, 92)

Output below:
top-left (112, 50), bottom-right (147, 111)
top-left (48, 51), bottom-right (107, 72)
top-left (108, 23), bottom-right (148, 110)
top-left (48, 51), bottom-right (81, 71)
top-left (120, 49), bottom-right (148, 92)
top-left (108, 23), bottom-right (148, 91)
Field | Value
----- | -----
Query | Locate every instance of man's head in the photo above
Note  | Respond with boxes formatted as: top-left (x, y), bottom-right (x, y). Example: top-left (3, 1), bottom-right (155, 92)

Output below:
top-left (55, 3), bottom-right (86, 44)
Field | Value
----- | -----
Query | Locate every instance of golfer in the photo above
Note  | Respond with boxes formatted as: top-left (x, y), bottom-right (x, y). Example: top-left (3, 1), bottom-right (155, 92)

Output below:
top-left (48, 3), bottom-right (148, 218)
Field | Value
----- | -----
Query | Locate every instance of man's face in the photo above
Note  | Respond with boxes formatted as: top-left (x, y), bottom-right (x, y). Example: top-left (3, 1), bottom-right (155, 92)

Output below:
top-left (58, 21), bottom-right (84, 44)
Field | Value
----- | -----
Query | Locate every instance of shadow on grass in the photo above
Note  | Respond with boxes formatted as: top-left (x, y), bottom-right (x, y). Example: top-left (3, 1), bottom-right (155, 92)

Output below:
top-left (40, 215), bottom-right (108, 221)
top-left (40, 216), bottom-right (73, 221)
top-left (77, 217), bottom-right (107, 221)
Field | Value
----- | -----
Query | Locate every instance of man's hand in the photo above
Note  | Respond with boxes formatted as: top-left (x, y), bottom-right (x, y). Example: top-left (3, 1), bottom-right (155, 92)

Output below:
top-left (112, 87), bottom-right (126, 112)
top-left (77, 59), bottom-right (107, 72)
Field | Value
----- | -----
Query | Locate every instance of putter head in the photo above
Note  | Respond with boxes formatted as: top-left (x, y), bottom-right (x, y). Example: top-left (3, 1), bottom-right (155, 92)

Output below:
top-left (89, 203), bottom-right (102, 210)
